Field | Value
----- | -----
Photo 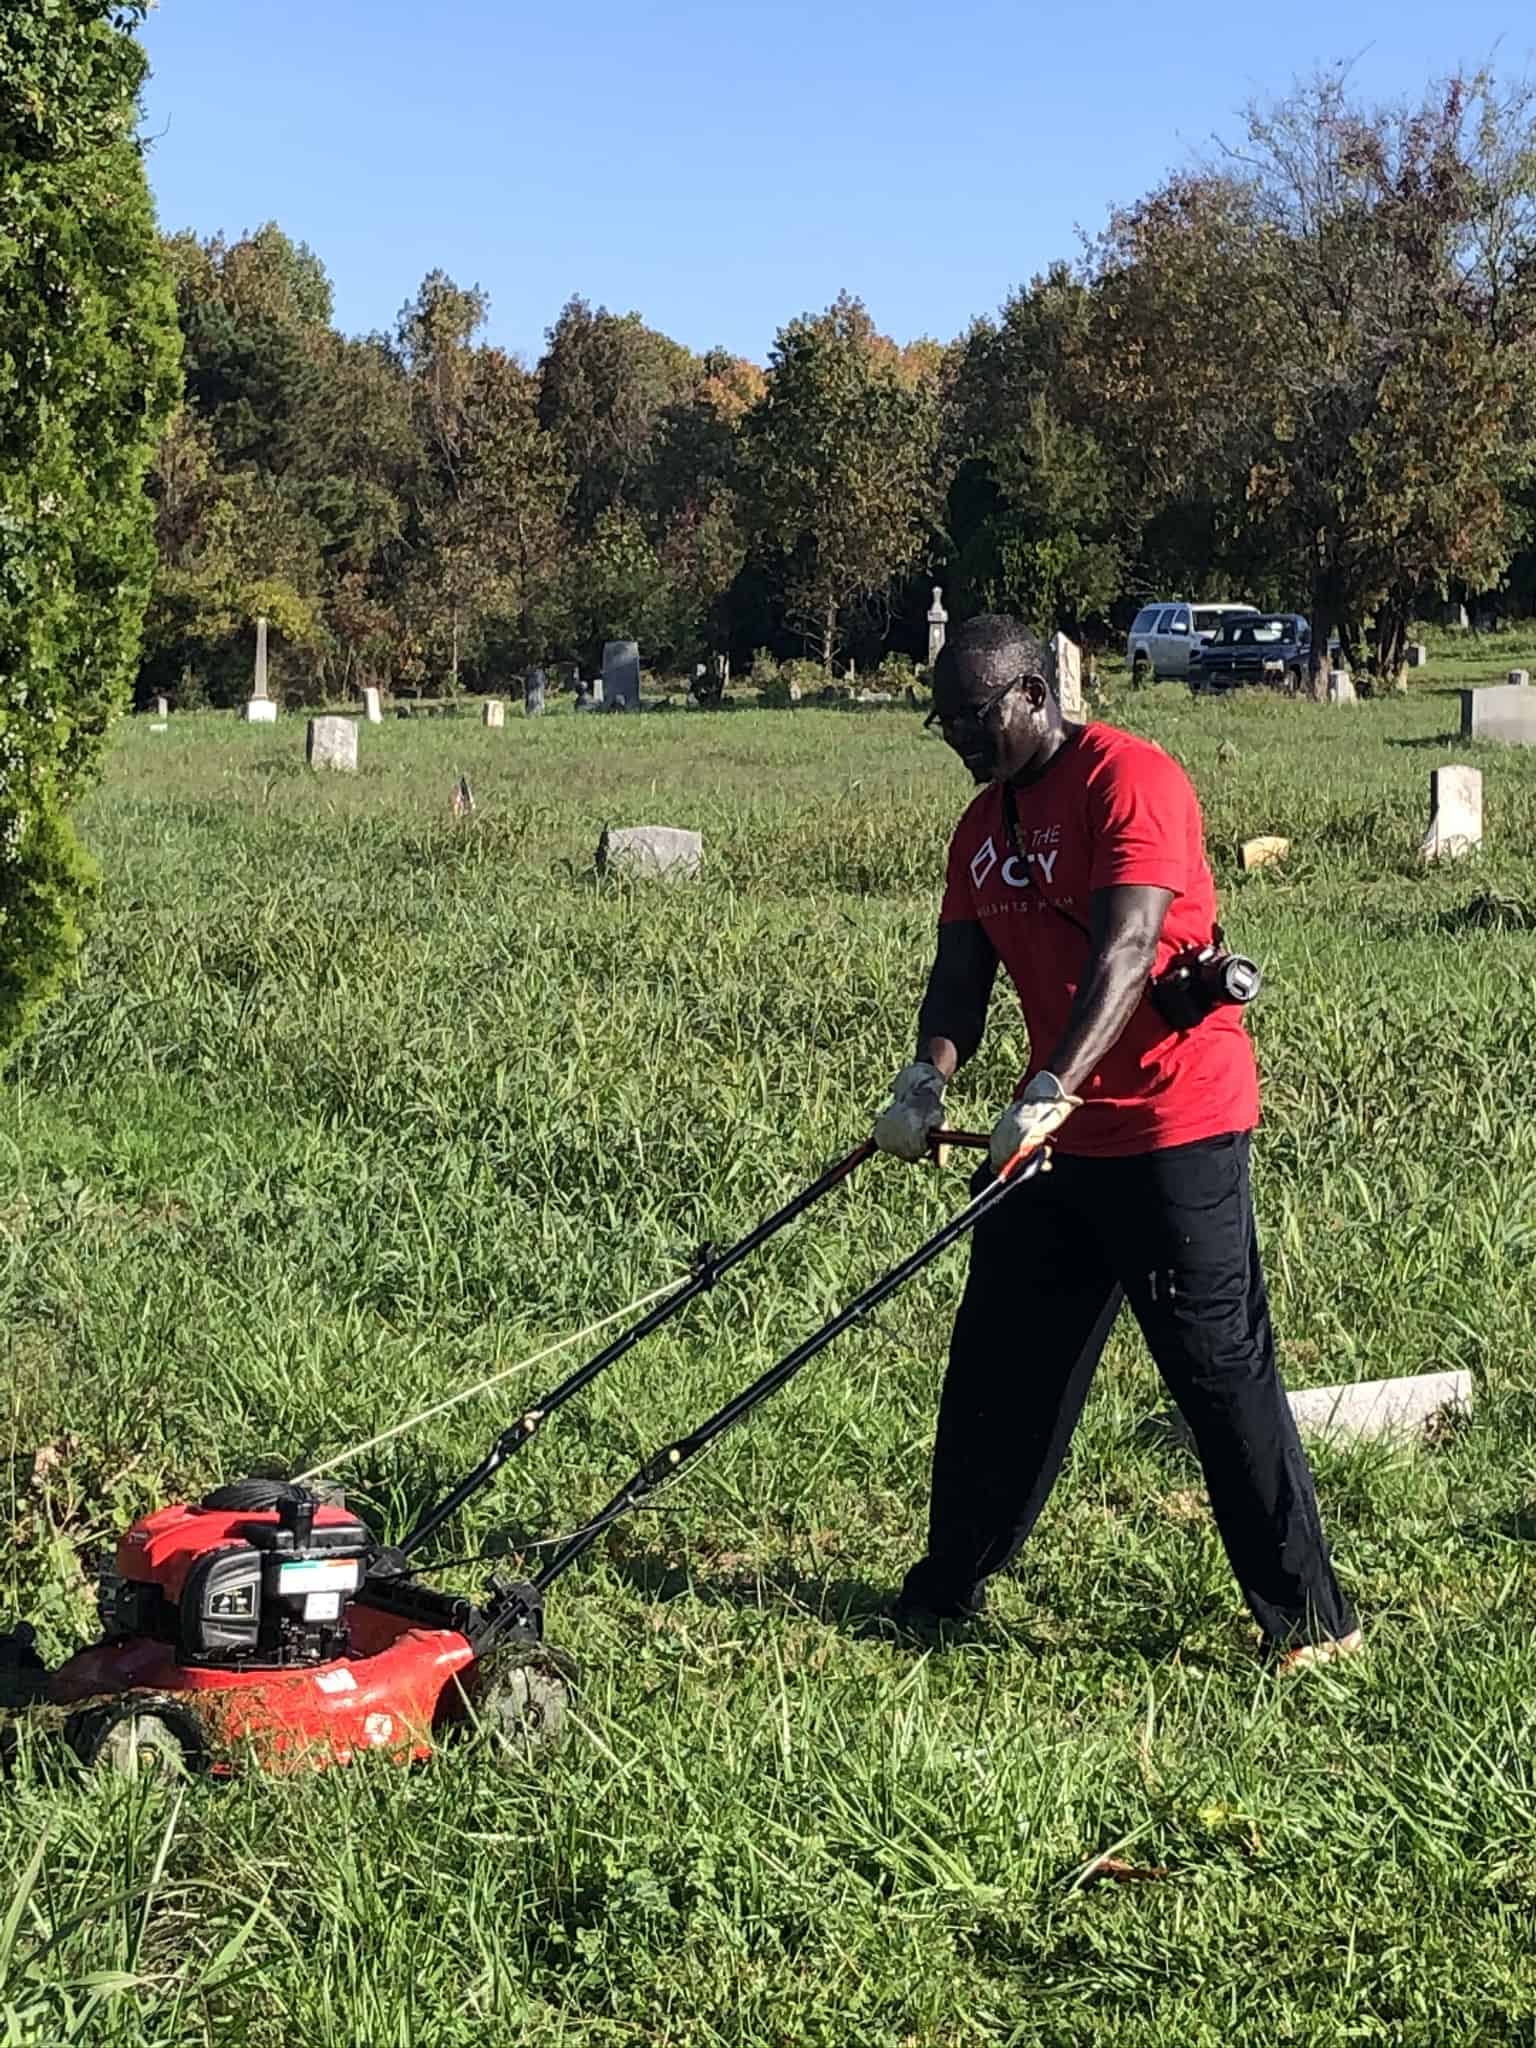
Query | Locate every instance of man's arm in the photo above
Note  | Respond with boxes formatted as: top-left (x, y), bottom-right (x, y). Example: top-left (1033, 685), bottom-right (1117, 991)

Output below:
top-left (916, 920), bottom-right (998, 1080)
top-left (1043, 883), bottom-right (1173, 1095)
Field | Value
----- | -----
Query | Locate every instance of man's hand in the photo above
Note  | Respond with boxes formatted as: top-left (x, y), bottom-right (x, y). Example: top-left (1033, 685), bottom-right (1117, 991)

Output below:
top-left (874, 1062), bottom-right (947, 1162)
top-left (989, 1072), bottom-right (1080, 1172)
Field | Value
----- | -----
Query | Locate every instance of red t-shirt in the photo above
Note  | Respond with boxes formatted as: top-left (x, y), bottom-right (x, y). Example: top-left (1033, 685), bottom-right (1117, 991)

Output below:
top-left (939, 723), bottom-right (1259, 1158)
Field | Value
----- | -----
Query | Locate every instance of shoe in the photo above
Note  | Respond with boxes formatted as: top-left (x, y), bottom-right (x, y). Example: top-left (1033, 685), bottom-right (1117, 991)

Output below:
top-left (1272, 1628), bottom-right (1364, 1675)
top-left (887, 1560), bottom-right (987, 1635)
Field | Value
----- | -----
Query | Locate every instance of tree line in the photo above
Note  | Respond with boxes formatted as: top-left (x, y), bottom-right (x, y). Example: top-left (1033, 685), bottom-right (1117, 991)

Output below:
top-left (9, 6), bottom-right (1536, 1060)
top-left (144, 68), bottom-right (1536, 707)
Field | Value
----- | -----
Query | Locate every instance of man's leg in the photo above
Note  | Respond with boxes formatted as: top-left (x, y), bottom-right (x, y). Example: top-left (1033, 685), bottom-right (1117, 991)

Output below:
top-left (1111, 1134), bottom-right (1358, 1651)
top-left (900, 1160), bottom-right (1122, 1618)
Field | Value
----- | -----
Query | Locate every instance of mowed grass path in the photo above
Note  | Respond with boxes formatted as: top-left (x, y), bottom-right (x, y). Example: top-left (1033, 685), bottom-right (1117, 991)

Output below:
top-left (6, 671), bottom-right (1536, 2044)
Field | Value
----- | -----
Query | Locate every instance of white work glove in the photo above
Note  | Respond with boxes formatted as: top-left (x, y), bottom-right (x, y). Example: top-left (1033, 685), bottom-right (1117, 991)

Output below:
top-left (989, 1072), bottom-right (1080, 1172)
top-left (872, 1061), bottom-right (947, 1163)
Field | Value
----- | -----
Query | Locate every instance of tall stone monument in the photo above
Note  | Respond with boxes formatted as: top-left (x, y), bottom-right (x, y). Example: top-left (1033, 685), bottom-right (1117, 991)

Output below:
top-left (927, 586), bottom-right (949, 667)
top-left (525, 667), bottom-right (546, 716)
top-left (242, 615), bottom-right (277, 722)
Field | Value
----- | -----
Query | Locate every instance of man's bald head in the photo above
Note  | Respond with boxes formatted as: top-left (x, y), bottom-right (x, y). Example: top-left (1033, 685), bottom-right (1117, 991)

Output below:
top-left (933, 614), bottom-right (1051, 708)
top-left (929, 613), bottom-right (1066, 785)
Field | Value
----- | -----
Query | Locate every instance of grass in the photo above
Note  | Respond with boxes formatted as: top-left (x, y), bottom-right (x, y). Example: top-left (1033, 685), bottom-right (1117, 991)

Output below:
top-left (7, 656), bottom-right (1536, 2043)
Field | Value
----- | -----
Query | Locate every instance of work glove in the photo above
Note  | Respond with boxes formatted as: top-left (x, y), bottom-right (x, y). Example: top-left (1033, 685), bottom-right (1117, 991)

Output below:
top-left (989, 1072), bottom-right (1080, 1173)
top-left (872, 1061), bottom-right (947, 1163)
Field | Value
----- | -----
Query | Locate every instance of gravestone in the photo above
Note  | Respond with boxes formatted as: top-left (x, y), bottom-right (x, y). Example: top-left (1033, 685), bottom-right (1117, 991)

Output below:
top-left (1050, 632), bottom-right (1085, 720)
top-left (1286, 1370), bottom-right (1470, 1444)
top-left (153, 695), bottom-right (169, 718)
top-left (596, 824), bottom-right (702, 880)
top-left (1508, 669), bottom-right (1530, 687)
top-left (574, 678), bottom-right (604, 713)
top-left (1461, 683), bottom-right (1536, 745)
top-left (306, 716), bottom-right (358, 771)
top-left (1146, 1367), bottom-right (1470, 1450)
top-left (362, 687), bottom-right (383, 725)
top-left (241, 698), bottom-right (278, 724)
top-left (1328, 669), bottom-right (1356, 704)
top-left (483, 699), bottom-right (505, 728)
top-left (1420, 763), bottom-right (1482, 862)
top-left (927, 585), bottom-right (949, 666)
top-left (602, 640), bottom-right (641, 712)
top-left (1444, 602), bottom-right (1469, 630)
top-left (150, 722), bottom-right (168, 733)
top-left (525, 667), bottom-right (546, 716)
top-left (1407, 642), bottom-right (1429, 669)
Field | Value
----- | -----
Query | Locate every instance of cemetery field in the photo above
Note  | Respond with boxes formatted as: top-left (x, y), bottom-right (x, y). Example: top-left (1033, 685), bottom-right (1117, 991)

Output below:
top-left (9, 674), bottom-right (1536, 2046)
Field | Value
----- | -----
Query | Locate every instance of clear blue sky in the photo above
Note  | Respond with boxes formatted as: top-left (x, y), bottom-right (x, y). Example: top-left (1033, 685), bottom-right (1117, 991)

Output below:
top-left (140, 0), bottom-right (1533, 364)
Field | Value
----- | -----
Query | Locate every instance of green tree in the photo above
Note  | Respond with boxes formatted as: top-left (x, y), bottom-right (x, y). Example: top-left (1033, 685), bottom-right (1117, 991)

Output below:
top-left (0, 0), bottom-right (179, 1052)
top-left (743, 295), bottom-right (941, 672)
top-left (537, 297), bottom-right (699, 533)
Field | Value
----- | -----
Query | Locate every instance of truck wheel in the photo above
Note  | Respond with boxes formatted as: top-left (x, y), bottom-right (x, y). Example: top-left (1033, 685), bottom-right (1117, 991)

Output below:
top-left (1285, 666), bottom-right (1303, 695)
top-left (65, 1704), bottom-right (195, 1779)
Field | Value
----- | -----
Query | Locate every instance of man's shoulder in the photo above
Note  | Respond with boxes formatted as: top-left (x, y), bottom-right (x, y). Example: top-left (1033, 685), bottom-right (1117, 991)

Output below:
top-left (1077, 721), bottom-right (1193, 790)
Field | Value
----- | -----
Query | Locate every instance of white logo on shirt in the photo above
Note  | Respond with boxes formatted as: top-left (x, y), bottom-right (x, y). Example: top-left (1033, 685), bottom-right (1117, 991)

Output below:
top-left (970, 836), bottom-right (998, 887)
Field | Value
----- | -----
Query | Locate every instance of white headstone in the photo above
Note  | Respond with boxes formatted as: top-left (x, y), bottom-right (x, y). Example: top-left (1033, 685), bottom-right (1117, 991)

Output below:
top-left (1051, 632), bottom-right (1085, 720)
top-left (253, 616), bottom-right (269, 700)
top-left (1407, 642), bottom-right (1429, 669)
top-left (306, 716), bottom-right (358, 771)
top-left (1420, 764), bottom-right (1482, 863)
top-left (1328, 670), bottom-right (1356, 704)
top-left (596, 825), bottom-right (702, 880)
top-left (1462, 683), bottom-right (1536, 745)
top-left (242, 698), bottom-right (278, 724)
top-left (362, 686), bottom-right (383, 724)
top-left (153, 695), bottom-right (169, 718)
top-left (482, 699), bottom-right (505, 728)
top-left (1508, 669), bottom-right (1530, 687)
top-left (927, 585), bottom-right (949, 666)
top-left (574, 677), bottom-right (604, 713)
top-left (601, 640), bottom-right (641, 712)
top-left (149, 722), bottom-right (168, 733)
top-left (1286, 1371), bottom-right (1470, 1444)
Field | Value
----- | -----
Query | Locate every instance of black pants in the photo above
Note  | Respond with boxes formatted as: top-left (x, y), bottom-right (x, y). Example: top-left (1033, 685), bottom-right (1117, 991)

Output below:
top-left (901, 1132), bottom-right (1357, 1650)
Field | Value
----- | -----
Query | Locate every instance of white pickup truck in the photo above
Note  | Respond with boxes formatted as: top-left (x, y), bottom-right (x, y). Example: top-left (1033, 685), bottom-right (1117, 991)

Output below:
top-left (1125, 602), bottom-right (1259, 683)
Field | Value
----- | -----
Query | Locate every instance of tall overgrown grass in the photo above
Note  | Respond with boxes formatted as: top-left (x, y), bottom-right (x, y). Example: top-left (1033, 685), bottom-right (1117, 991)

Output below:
top-left (5, 674), bottom-right (1536, 2043)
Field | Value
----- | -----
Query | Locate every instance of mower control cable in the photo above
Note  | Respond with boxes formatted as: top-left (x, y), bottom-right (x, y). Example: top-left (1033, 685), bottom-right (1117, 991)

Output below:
top-left (530, 1143), bottom-right (1045, 1595)
top-left (396, 1135), bottom-right (899, 1560)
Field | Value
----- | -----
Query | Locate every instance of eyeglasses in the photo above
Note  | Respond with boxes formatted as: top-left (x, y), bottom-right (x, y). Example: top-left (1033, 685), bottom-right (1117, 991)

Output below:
top-left (923, 672), bottom-right (1041, 735)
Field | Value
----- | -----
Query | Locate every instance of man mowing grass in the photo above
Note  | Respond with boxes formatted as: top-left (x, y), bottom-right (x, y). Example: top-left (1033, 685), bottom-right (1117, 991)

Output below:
top-left (874, 613), bottom-right (1361, 1671)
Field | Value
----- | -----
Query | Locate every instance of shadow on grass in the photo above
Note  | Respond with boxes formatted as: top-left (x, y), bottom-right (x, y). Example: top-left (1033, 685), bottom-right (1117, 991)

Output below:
top-left (600, 1549), bottom-right (1223, 1666)
top-left (1387, 731), bottom-right (1462, 750)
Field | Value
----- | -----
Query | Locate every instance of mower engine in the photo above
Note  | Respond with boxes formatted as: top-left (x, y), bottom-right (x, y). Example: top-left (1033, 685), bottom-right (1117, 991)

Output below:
top-left (1, 1477), bottom-right (570, 1777)
top-left (100, 1485), bottom-right (373, 1670)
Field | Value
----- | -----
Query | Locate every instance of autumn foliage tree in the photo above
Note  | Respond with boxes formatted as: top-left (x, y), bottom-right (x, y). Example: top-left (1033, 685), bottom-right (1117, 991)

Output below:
top-left (1086, 72), bottom-right (1536, 686)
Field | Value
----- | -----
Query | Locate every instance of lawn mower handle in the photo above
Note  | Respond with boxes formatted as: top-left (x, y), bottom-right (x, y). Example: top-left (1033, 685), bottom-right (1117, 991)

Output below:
top-left (531, 1142), bottom-right (1045, 1594)
top-left (401, 1135), bottom-right (895, 1558)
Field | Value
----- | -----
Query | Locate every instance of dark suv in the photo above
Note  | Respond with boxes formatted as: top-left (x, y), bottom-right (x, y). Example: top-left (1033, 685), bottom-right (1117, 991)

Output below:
top-left (1189, 614), bottom-right (1311, 694)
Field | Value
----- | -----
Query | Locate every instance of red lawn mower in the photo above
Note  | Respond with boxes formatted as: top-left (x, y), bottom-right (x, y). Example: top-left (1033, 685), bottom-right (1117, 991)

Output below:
top-left (1, 1135), bottom-right (1040, 1777)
